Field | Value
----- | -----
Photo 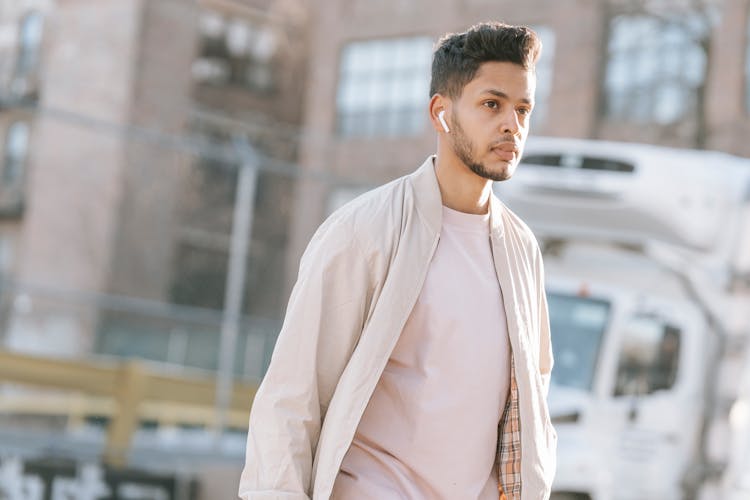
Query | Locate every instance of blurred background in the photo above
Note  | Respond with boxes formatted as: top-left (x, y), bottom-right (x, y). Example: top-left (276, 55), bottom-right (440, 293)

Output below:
top-left (0, 0), bottom-right (749, 499)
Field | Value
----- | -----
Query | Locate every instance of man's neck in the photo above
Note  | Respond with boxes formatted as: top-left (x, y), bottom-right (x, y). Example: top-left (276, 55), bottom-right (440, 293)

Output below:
top-left (433, 154), bottom-right (493, 215)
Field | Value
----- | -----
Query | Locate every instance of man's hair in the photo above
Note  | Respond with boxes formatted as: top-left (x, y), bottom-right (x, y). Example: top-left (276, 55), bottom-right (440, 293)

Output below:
top-left (430, 22), bottom-right (542, 99)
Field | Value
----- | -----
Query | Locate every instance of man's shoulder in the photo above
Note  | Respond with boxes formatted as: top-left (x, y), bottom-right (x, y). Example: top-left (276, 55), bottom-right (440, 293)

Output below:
top-left (340, 174), bottom-right (410, 216)
top-left (308, 172), bottom-right (412, 254)
top-left (327, 173), bottom-right (412, 231)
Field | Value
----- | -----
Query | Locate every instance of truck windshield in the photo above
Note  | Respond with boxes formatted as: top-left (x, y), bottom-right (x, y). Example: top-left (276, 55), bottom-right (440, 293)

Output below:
top-left (548, 292), bottom-right (610, 391)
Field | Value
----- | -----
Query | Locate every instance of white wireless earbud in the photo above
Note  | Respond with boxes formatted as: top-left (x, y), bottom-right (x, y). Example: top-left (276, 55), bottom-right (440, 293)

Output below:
top-left (438, 110), bottom-right (450, 133)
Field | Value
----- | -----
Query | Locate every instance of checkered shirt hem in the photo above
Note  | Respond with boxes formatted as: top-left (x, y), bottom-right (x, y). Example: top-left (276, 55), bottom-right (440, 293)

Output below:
top-left (497, 355), bottom-right (521, 500)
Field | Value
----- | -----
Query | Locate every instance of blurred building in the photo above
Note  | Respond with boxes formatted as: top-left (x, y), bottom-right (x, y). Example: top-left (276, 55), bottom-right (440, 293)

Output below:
top-left (0, 1), bottom-right (747, 496)
top-left (0, 0), bottom-right (310, 376)
top-left (289, 0), bottom-right (750, 285)
top-left (1, 0), bottom-right (750, 369)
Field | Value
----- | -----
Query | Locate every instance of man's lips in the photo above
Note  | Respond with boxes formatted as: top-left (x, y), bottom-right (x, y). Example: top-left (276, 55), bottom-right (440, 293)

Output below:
top-left (491, 142), bottom-right (518, 162)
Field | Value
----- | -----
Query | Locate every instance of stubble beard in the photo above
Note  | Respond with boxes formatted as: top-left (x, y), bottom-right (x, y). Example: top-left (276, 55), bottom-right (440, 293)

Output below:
top-left (450, 114), bottom-right (516, 182)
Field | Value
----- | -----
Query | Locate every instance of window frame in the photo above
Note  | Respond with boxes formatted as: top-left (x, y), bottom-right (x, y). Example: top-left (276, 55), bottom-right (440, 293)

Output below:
top-left (335, 36), bottom-right (433, 139)
top-left (602, 12), bottom-right (710, 125)
top-left (192, 9), bottom-right (278, 94)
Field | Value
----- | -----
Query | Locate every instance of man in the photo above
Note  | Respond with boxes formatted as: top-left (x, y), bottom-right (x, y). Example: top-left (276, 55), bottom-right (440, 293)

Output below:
top-left (239, 21), bottom-right (556, 500)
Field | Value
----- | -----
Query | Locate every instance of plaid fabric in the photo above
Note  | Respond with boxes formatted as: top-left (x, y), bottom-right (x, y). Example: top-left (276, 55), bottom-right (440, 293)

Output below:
top-left (497, 354), bottom-right (522, 500)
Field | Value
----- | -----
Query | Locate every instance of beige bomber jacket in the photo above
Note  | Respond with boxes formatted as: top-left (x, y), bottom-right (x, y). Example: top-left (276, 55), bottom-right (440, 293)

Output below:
top-left (239, 156), bottom-right (556, 500)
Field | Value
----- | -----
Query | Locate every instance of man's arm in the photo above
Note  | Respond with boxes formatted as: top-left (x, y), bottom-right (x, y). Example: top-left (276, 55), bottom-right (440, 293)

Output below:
top-left (239, 216), bottom-right (372, 500)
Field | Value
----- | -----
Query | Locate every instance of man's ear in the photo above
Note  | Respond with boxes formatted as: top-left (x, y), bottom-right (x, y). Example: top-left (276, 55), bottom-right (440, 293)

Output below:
top-left (429, 94), bottom-right (451, 134)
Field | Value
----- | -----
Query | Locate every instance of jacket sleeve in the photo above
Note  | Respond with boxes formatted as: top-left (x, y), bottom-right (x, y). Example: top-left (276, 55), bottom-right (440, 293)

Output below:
top-left (536, 248), bottom-right (554, 398)
top-left (238, 215), bottom-right (373, 500)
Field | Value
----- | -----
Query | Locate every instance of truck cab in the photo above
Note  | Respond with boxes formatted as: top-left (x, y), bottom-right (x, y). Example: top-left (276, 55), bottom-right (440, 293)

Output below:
top-left (544, 245), bottom-right (711, 500)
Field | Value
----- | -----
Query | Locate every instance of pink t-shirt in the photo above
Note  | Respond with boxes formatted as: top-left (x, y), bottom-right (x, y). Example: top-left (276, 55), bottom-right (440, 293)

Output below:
top-left (331, 205), bottom-right (511, 500)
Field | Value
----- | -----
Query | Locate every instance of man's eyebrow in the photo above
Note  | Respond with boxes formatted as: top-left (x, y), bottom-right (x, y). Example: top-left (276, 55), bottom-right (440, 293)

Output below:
top-left (480, 89), bottom-right (533, 105)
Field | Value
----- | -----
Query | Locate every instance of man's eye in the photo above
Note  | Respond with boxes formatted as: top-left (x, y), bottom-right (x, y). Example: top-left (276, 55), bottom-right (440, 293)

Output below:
top-left (484, 101), bottom-right (498, 109)
top-left (518, 108), bottom-right (531, 116)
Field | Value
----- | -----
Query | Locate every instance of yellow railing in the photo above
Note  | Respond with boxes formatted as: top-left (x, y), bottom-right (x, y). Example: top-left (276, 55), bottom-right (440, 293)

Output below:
top-left (0, 349), bottom-right (259, 467)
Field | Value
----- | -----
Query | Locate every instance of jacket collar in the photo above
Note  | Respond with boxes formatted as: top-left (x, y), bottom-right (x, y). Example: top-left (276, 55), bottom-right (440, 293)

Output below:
top-left (410, 155), bottom-right (506, 239)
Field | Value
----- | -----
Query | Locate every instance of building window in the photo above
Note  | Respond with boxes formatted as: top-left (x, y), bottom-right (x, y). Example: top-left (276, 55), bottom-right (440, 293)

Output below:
top-left (170, 132), bottom-right (236, 311)
top-left (192, 10), bottom-right (278, 93)
top-left (170, 242), bottom-right (230, 310)
top-left (96, 313), bottom-right (277, 378)
top-left (604, 13), bottom-right (708, 124)
top-left (531, 26), bottom-right (555, 126)
top-left (336, 36), bottom-right (433, 138)
top-left (15, 11), bottom-right (44, 78)
top-left (3, 122), bottom-right (29, 185)
top-left (0, 234), bottom-right (12, 275)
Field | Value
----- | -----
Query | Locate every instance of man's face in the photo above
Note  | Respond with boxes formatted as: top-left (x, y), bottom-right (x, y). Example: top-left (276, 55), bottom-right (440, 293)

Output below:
top-left (447, 61), bottom-right (535, 182)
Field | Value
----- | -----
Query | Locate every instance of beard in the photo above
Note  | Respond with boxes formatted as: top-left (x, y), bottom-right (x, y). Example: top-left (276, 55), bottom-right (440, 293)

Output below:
top-left (449, 112), bottom-right (517, 182)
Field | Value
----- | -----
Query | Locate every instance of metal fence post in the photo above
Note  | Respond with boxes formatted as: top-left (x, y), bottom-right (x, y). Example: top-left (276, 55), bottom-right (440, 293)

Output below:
top-left (214, 137), bottom-right (258, 439)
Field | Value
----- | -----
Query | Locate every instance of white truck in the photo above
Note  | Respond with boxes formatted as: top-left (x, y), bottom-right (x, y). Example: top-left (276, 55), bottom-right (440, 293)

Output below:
top-left (724, 343), bottom-right (750, 500)
top-left (494, 137), bottom-right (750, 500)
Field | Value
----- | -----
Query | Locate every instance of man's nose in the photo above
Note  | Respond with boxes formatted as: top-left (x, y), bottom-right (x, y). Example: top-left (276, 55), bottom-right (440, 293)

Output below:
top-left (499, 109), bottom-right (520, 135)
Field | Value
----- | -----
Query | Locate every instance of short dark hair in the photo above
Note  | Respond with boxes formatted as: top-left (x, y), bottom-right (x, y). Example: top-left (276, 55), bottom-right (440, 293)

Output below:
top-left (430, 22), bottom-right (542, 99)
